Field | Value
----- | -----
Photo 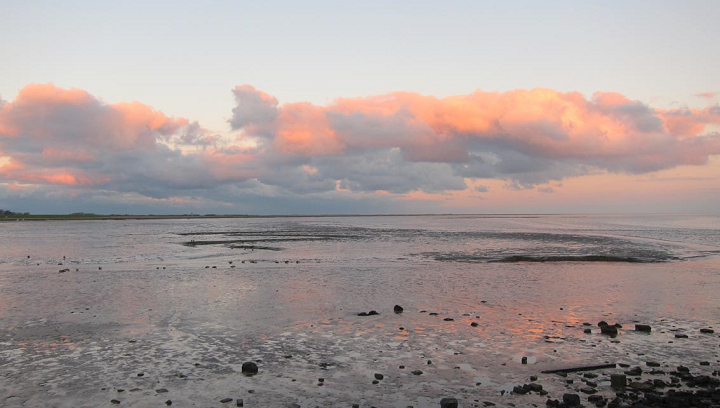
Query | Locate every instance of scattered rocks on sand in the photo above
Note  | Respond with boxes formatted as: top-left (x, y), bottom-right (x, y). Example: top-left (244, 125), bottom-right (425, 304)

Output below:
top-left (635, 324), bottom-right (652, 332)
top-left (562, 393), bottom-right (581, 406)
top-left (241, 362), bottom-right (258, 376)
top-left (394, 305), bottom-right (404, 314)
top-left (357, 310), bottom-right (380, 316)
top-left (440, 397), bottom-right (458, 408)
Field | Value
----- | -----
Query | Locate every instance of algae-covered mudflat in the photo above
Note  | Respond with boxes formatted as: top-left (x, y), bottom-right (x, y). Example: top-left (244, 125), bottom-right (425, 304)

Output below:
top-left (1, 215), bottom-right (719, 408)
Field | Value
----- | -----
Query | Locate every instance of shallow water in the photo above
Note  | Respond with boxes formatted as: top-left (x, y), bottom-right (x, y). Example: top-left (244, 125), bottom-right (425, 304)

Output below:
top-left (1, 215), bottom-right (719, 407)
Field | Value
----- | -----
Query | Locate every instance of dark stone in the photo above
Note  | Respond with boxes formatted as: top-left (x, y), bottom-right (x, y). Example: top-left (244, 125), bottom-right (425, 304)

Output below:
top-left (220, 398), bottom-right (233, 403)
top-left (429, 312), bottom-right (439, 316)
top-left (646, 361), bottom-right (660, 367)
top-left (624, 366), bottom-right (642, 376)
top-left (111, 400), bottom-right (121, 405)
top-left (653, 379), bottom-right (667, 388)
top-left (165, 401), bottom-right (172, 406)
top-left (471, 322), bottom-right (479, 327)
top-left (700, 361), bottom-right (710, 366)
top-left (629, 381), bottom-right (653, 391)
top-left (368, 310), bottom-right (379, 316)
top-left (241, 361), bottom-right (258, 376)
top-left (581, 387), bottom-right (597, 394)
top-left (374, 373), bottom-right (384, 380)
top-left (440, 397), bottom-right (459, 408)
top-left (521, 356), bottom-right (528, 364)
top-left (583, 322), bottom-right (592, 326)
top-left (237, 399), bottom-right (244, 407)
top-left (700, 328), bottom-right (715, 334)
top-left (584, 328), bottom-right (592, 334)
top-left (562, 393), bottom-right (581, 406)
top-left (156, 388), bottom-right (168, 393)
top-left (443, 318), bottom-right (454, 321)
top-left (399, 365), bottom-right (405, 369)
top-left (137, 373), bottom-right (144, 377)
top-left (528, 383), bottom-right (543, 392)
top-left (598, 321), bottom-right (608, 327)
top-left (394, 305), bottom-right (404, 314)
top-left (635, 324), bottom-right (652, 332)
top-left (411, 370), bottom-right (423, 375)
top-left (513, 385), bottom-right (528, 394)
top-left (610, 374), bottom-right (627, 388)
top-left (675, 333), bottom-right (688, 338)
top-left (677, 365), bottom-right (690, 373)
top-left (427, 360), bottom-right (432, 365)
top-left (372, 380), bottom-right (379, 384)
top-left (601, 325), bottom-right (618, 336)
top-left (357, 312), bottom-right (368, 316)
top-left (318, 378), bottom-right (324, 382)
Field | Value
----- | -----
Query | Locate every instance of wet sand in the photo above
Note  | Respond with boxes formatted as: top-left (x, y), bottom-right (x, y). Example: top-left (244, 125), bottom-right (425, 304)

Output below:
top-left (2, 255), bottom-right (719, 408)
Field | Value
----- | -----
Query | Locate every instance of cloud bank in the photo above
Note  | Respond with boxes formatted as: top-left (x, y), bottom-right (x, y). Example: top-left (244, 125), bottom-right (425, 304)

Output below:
top-left (1, 83), bottom-right (719, 213)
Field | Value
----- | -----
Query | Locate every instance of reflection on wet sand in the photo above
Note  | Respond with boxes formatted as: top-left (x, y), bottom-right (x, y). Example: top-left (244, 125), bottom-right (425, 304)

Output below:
top-left (0, 216), bottom-right (719, 407)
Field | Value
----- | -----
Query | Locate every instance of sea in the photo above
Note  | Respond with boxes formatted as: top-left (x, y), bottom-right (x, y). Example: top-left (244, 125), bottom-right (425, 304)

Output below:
top-left (1, 214), bottom-right (719, 407)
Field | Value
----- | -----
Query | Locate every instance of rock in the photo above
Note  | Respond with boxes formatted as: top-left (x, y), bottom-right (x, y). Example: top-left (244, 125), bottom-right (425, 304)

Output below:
top-left (530, 376), bottom-right (538, 381)
top-left (440, 397), bottom-right (459, 408)
top-left (521, 356), bottom-right (528, 364)
top-left (528, 383), bottom-right (543, 392)
top-left (394, 305), bottom-right (404, 314)
top-left (598, 321), bottom-right (608, 327)
top-left (635, 324), bottom-right (652, 332)
top-left (513, 385), bottom-right (528, 394)
top-left (429, 312), bottom-right (439, 316)
top-left (611, 374), bottom-right (627, 388)
top-left (624, 366), bottom-right (642, 376)
top-left (220, 398), bottom-right (233, 403)
top-left (700, 361), bottom-right (710, 366)
top-left (471, 322), bottom-right (479, 327)
top-left (374, 373), bottom-right (384, 380)
top-left (483, 402), bottom-right (496, 407)
top-left (156, 388), bottom-right (168, 393)
top-left (629, 381), bottom-right (653, 391)
top-left (411, 370), bottom-right (423, 375)
top-left (165, 401), bottom-right (172, 406)
top-left (675, 333), bottom-right (688, 338)
top-left (677, 365), bottom-right (690, 373)
top-left (562, 393), bottom-right (581, 406)
top-left (111, 400), bottom-right (121, 405)
top-left (137, 373), bottom-right (144, 377)
top-left (443, 318), bottom-right (454, 321)
top-left (584, 328), bottom-right (592, 334)
top-left (427, 360), bottom-right (432, 365)
top-left (237, 399), bottom-right (244, 407)
top-left (581, 387), bottom-right (597, 394)
top-left (646, 361), bottom-right (660, 367)
top-left (601, 325), bottom-right (618, 336)
top-left (700, 328), bottom-right (715, 334)
top-left (372, 380), bottom-right (379, 384)
top-left (241, 362), bottom-right (258, 376)
top-left (357, 312), bottom-right (368, 316)
top-left (399, 365), bottom-right (405, 369)
top-left (368, 310), bottom-right (379, 315)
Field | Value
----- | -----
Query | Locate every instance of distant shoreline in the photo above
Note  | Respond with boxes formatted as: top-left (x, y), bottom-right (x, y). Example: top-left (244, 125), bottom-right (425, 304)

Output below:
top-left (0, 213), bottom-right (703, 221)
top-left (0, 213), bottom-right (537, 221)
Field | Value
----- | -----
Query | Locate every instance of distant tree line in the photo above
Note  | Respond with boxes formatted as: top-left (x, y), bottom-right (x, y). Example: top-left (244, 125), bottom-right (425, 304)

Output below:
top-left (1, 209), bottom-right (30, 215)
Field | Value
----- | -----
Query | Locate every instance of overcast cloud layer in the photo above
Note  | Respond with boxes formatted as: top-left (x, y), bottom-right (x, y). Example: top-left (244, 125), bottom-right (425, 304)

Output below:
top-left (1, 83), bottom-right (719, 213)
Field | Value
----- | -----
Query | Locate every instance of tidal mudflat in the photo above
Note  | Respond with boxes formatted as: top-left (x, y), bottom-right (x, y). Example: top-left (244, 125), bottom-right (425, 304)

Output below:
top-left (1, 215), bottom-right (719, 407)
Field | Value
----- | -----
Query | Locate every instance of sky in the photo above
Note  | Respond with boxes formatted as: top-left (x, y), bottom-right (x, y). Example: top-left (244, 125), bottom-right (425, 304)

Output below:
top-left (1, 0), bottom-right (719, 214)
